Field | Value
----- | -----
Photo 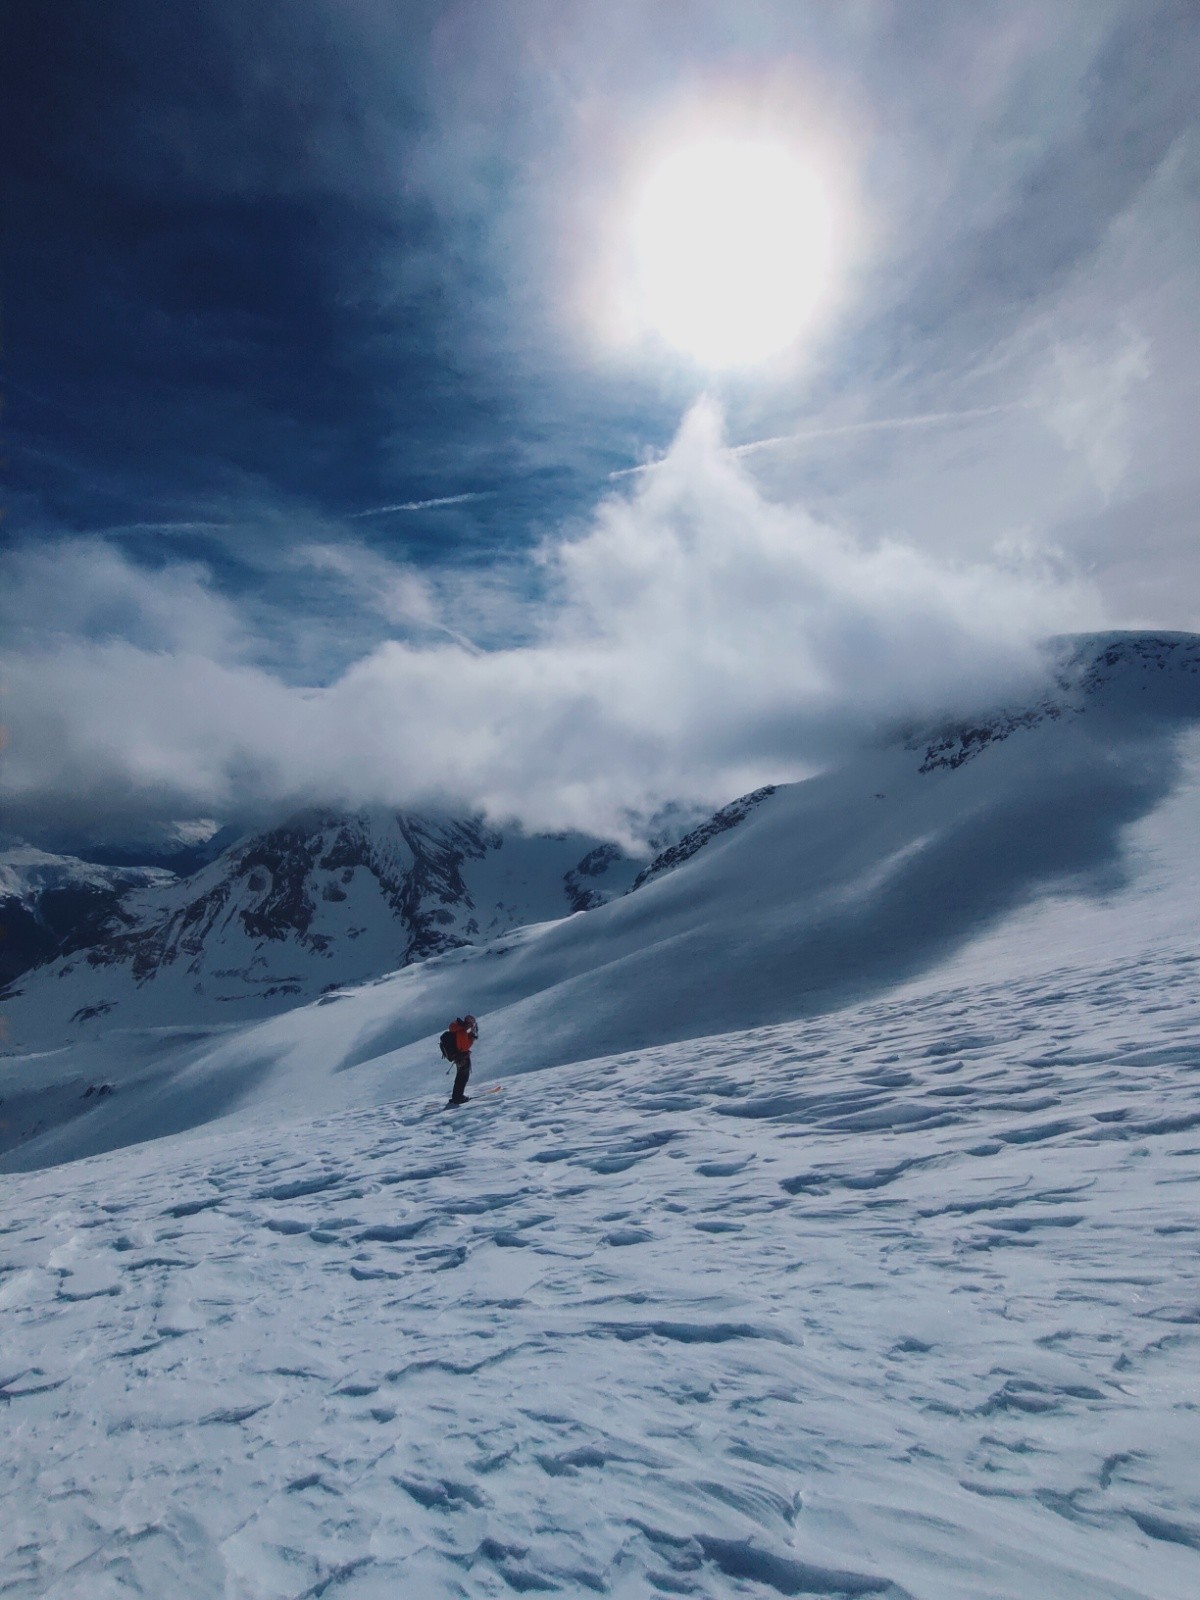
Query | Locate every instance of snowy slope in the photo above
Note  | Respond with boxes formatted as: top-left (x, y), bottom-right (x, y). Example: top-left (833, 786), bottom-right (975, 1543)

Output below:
top-left (1, 948), bottom-right (1198, 1599)
top-left (0, 809), bottom-right (639, 1045)
top-left (5, 632), bottom-right (1194, 1171)
top-left (2, 631), bottom-right (1200, 1598)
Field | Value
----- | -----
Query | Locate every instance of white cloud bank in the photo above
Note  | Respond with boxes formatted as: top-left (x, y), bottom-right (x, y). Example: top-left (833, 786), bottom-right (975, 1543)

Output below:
top-left (3, 403), bottom-right (1102, 846)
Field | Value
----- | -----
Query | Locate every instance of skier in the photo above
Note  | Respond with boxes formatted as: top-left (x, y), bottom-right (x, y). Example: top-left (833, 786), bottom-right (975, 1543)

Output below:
top-left (444, 1014), bottom-right (479, 1107)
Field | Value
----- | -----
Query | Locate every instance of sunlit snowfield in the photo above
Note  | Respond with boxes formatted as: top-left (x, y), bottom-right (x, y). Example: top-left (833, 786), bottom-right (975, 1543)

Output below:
top-left (4, 946), bottom-right (1199, 1599)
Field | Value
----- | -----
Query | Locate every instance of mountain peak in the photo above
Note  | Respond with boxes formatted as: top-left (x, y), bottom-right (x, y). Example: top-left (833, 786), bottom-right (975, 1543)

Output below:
top-left (0, 811), bottom-right (641, 1044)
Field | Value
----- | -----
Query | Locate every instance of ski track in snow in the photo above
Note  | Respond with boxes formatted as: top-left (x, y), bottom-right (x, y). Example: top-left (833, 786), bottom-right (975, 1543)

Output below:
top-left (2, 953), bottom-right (1200, 1599)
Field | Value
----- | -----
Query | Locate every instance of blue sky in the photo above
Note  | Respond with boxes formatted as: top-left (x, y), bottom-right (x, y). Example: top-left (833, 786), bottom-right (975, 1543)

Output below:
top-left (3, 1), bottom-right (1199, 846)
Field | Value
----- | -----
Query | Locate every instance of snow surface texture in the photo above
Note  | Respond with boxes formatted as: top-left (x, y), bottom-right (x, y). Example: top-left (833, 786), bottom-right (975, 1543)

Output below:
top-left (2, 956), bottom-right (1199, 1599)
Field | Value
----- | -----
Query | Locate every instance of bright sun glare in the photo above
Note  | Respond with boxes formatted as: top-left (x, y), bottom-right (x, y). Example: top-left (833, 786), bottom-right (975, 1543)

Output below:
top-left (626, 136), bottom-right (837, 369)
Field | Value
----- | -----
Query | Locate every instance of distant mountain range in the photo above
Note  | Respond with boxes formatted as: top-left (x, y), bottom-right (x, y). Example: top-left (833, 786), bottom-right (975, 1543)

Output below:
top-left (0, 848), bottom-right (176, 989)
top-left (4, 630), bottom-right (1198, 1172)
top-left (5, 631), bottom-right (1199, 1055)
top-left (0, 810), bottom-right (643, 1039)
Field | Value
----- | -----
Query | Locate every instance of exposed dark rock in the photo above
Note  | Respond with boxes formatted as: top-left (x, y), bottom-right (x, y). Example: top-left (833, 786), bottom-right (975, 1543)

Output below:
top-left (565, 845), bottom-right (624, 911)
top-left (15, 810), bottom-right (513, 998)
top-left (71, 1002), bottom-right (115, 1024)
top-left (1, 877), bottom-right (160, 989)
top-left (911, 634), bottom-right (1200, 774)
top-left (914, 705), bottom-right (1065, 772)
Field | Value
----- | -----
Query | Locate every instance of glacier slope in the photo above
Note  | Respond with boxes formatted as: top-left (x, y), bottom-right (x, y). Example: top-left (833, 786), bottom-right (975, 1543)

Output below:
top-left (2, 946), bottom-right (1198, 1599)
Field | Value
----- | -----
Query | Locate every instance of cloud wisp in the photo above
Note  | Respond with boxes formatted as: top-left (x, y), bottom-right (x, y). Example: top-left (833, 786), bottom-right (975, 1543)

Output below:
top-left (2, 402), bottom-right (1102, 846)
top-left (609, 402), bottom-right (1035, 480)
top-left (346, 493), bottom-right (494, 518)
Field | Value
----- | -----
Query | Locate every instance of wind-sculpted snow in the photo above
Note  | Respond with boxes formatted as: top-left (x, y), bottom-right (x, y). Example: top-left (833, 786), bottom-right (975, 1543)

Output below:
top-left (2, 951), bottom-right (1199, 1599)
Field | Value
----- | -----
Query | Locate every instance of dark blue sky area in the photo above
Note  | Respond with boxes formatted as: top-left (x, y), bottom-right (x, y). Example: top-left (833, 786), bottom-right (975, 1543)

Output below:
top-left (3, 1), bottom-right (654, 564)
top-left (3, 1), bottom-right (1198, 600)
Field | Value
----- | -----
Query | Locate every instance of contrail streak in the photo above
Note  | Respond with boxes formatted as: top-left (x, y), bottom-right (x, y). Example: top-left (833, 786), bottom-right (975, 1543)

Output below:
top-left (731, 401), bottom-right (1030, 459)
top-left (609, 401), bottom-right (1030, 479)
top-left (348, 493), bottom-right (491, 517)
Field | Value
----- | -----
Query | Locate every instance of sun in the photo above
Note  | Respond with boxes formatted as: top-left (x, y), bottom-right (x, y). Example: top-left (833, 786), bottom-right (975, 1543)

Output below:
top-left (624, 136), bottom-right (837, 369)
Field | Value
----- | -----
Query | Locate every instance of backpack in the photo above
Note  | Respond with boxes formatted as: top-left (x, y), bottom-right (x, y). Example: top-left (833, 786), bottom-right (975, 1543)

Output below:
top-left (439, 1029), bottom-right (458, 1062)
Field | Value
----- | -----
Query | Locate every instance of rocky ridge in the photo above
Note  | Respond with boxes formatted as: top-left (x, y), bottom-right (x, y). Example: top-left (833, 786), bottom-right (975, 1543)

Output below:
top-left (912, 631), bottom-right (1200, 773)
top-left (0, 810), bottom-right (641, 1040)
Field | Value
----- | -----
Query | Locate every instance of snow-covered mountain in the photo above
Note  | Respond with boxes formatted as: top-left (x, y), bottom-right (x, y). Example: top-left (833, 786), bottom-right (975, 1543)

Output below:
top-left (0, 846), bottom-right (176, 989)
top-left (3, 791), bottom-right (1199, 1599)
top-left (2, 632), bottom-right (1199, 1599)
top-left (3, 631), bottom-right (1198, 1171)
top-left (39, 815), bottom-right (235, 877)
top-left (0, 809), bottom-right (640, 1043)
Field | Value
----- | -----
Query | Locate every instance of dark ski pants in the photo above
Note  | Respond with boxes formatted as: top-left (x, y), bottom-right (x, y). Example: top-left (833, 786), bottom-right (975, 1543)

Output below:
top-left (450, 1052), bottom-right (472, 1103)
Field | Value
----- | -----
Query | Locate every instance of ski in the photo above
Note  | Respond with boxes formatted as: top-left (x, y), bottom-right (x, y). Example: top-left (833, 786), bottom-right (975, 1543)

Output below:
top-left (425, 1084), bottom-right (504, 1112)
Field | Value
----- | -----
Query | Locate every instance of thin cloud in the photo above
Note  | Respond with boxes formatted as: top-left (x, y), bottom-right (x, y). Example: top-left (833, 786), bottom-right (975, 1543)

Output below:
top-left (346, 493), bottom-right (493, 517)
top-left (731, 402), bottom-right (1035, 459)
top-left (90, 521), bottom-right (236, 536)
top-left (295, 540), bottom-right (482, 653)
top-left (609, 403), bottom-right (1033, 479)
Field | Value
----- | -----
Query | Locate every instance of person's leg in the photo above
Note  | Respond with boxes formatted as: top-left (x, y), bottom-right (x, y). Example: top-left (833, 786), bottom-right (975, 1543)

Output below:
top-left (450, 1052), bottom-right (472, 1103)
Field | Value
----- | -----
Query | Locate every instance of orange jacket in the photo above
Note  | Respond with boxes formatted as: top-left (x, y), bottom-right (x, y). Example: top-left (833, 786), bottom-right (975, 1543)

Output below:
top-left (449, 1018), bottom-right (477, 1055)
